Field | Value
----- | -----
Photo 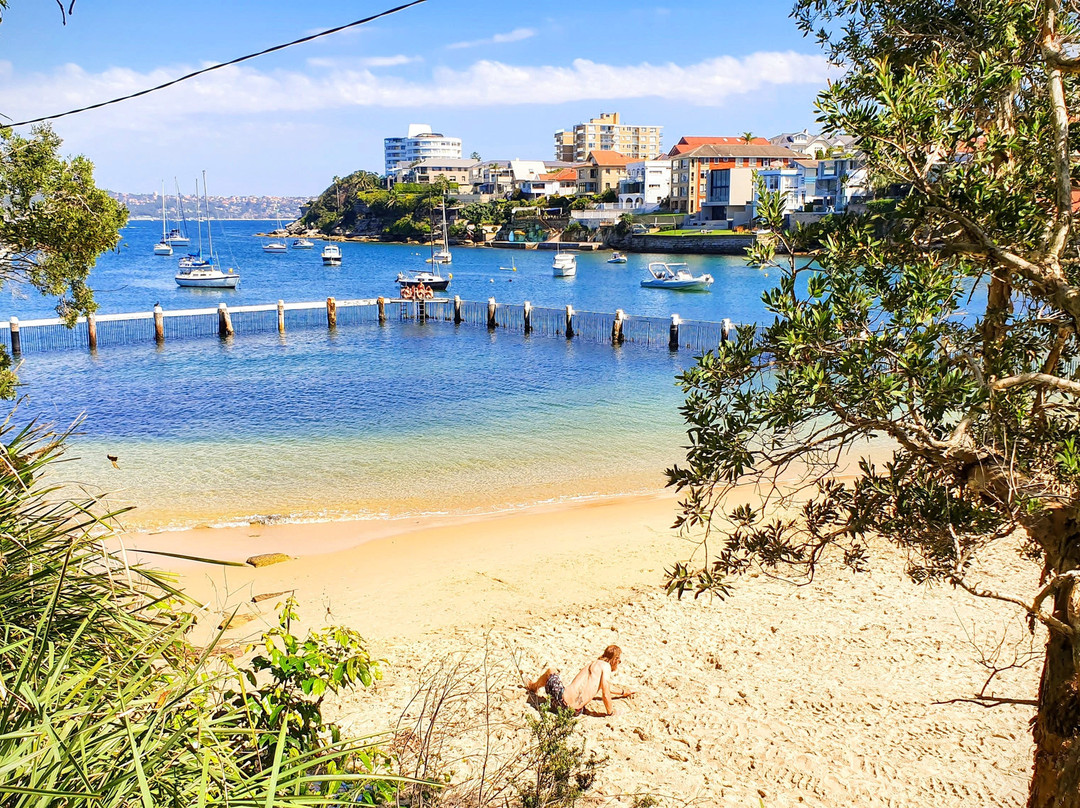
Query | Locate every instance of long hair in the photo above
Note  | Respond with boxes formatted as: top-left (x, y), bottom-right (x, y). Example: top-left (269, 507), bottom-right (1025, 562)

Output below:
top-left (600, 645), bottom-right (622, 668)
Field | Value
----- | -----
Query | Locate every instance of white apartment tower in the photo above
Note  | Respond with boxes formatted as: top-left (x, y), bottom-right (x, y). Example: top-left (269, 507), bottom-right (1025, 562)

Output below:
top-left (384, 124), bottom-right (463, 177)
top-left (553, 112), bottom-right (663, 163)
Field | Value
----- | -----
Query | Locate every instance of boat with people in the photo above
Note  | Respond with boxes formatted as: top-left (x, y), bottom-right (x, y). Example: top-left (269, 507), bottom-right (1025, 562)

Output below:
top-left (607, 252), bottom-right (628, 264)
top-left (321, 244), bottom-right (342, 266)
top-left (640, 262), bottom-right (713, 291)
top-left (175, 171), bottom-right (240, 289)
top-left (153, 181), bottom-right (173, 255)
top-left (396, 269), bottom-right (449, 291)
top-left (552, 250), bottom-right (577, 277)
top-left (291, 238), bottom-right (314, 249)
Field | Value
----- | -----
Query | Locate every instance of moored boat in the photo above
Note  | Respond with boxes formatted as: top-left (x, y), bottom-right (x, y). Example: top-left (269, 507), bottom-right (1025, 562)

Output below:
top-left (607, 252), bottom-right (628, 264)
top-left (176, 171), bottom-right (240, 289)
top-left (396, 269), bottom-right (449, 291)
top-left (552, 250), bottom-right (577, 277)
top-left (640, 261), bottom-right (713, 291)
top-left (291, 238), bottom-right (314, 249)
top-left (321, 244), bottom-right (342, 265)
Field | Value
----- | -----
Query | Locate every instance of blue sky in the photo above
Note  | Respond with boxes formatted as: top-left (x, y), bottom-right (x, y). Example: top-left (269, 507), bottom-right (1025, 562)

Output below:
top-left (0, 0), bottom-right (833, 196)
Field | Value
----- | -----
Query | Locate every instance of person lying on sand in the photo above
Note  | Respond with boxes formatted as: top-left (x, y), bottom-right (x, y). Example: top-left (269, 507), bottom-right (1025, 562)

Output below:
top-left (525, 644), bottom-right (636, 717)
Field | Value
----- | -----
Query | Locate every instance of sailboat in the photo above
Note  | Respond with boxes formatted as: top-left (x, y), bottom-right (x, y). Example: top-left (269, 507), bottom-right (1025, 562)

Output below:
top-left (166, 179), bottom-right (191, 246)
top-left (263, 209), bottom-right (288, 253)
top-left (176, 171), bottom-right (240, 289)
top-left (178, 178), bottom-right (212, 270)
top-left (426, 194), bottom-right (452, 264)
top-left (153, 181), bottom-right (173, 255)
top-left (398, 199), bottom-right (450, 291)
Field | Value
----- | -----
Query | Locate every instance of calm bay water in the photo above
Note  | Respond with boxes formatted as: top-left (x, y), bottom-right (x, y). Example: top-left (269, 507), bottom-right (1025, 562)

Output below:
top-left (6, 220), bottom-right (784, 531)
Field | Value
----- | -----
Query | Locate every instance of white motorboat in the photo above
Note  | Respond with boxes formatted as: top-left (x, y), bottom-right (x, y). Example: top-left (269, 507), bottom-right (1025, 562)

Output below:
top-left (607, 252), bottom-right (628, 264)
top-left (176, 171), bottom-right (240, 289)
top-left (263, 240), bottom-right (288, 253)
top-left (291, 238), bottom-right (314, 249)
top-left (552, 251), bottom-right (577, 277)
top-left (640, 262), bottom-right (713, 291)
top-left (153, 181), bottom-right (173, 255)
top-left (321, 244), bottom-right (343, 265)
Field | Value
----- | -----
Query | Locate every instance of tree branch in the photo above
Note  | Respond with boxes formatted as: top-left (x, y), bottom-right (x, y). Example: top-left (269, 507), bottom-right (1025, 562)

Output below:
top-left (990, 373), bottom-right (1080, 396)
top-left (950, 576), bottom-right (1075, 639)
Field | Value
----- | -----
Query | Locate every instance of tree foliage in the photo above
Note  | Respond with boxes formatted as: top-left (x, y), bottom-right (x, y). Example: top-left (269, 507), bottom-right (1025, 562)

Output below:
top-left (668, 3), bottom-right (1080, 805)
top-left (0, 125), bottom-right (127, 396)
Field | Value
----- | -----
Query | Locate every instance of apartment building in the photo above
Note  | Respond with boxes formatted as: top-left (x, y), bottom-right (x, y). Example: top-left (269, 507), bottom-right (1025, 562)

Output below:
top-left (400, 158), bottom-right (478, 187)
top-left (384, 124), bottom-right (463, 177)
top-left (554, 112), bottom-right (663, 163)
top-left (669, 141), bottom-right (802, 215)
top-left (619, 160), bottom-right (672, 207)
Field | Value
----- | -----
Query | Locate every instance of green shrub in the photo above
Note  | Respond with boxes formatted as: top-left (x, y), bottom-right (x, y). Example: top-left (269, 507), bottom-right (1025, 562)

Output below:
top-left (516, 706), bottom-right (606, 808)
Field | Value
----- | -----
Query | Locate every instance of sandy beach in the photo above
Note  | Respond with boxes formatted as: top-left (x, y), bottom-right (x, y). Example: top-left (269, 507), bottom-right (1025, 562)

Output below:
top-left (119, 482), bottom-right (1043, 807)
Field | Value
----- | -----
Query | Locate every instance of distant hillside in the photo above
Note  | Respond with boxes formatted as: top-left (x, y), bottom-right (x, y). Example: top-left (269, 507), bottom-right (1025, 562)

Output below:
top-left (109, 192), bottom-right (311, 220)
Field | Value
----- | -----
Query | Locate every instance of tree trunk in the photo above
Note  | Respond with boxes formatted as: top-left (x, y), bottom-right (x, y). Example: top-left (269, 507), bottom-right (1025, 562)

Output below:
top-left (1029, 513), bottom-right (1080, 808)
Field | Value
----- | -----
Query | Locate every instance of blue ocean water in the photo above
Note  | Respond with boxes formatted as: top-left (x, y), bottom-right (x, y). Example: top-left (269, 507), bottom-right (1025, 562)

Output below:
top-left (0, 220), bottom-right (779, 325)
top-left (5, 221), bottom-right (788, 531)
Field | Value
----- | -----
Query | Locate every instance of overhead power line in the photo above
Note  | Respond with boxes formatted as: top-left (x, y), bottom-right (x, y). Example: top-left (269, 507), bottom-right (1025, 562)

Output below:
top-left (6, 0), bottom-right (427, 128)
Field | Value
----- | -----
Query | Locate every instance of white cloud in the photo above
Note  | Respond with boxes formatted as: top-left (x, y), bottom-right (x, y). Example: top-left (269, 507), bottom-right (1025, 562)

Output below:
top-left (447, 27), bottom-right (536, 50)
top-left (306, 54), bottom-right (422, 69)
top-left (0, 51), bottom-right (836, 127)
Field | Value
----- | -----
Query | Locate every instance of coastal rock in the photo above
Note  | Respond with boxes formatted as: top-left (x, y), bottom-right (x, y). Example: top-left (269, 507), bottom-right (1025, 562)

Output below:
top-left (245, 552), bottom-right (291, 567)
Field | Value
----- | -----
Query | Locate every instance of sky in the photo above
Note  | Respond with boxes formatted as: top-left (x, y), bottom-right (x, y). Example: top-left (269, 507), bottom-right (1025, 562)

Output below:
top-left (0, 0), bottom-right (836, 197)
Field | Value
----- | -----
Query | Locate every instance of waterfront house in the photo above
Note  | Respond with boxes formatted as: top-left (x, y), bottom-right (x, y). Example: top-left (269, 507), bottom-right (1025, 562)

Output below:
top-left (618, 159), bottom-right (672, 208)
top-left (520, 168), bottom-right (578, 199)
top-left (575, 150), bottom-right (633, 196)
top-left (399, 158), bottom-right (479, 188)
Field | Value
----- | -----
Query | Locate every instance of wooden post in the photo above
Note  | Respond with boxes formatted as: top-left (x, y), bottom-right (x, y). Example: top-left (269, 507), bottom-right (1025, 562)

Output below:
top-left (721, 317), bottom-right (732, 342)
top-left (668, 313), bottom-right (680, 351)
top-left (453, 295), bottom-right (462, 324)
top-left (218, 303), bottom-right (234, 337)
top-left (523, 301), bottom-right (532, 334)
top-left (612, 309), bottom-right (625, 345)
top-left (87, 312), bottom-right (98, 350)
top-left (377, 296), bottom-right (387, 325)
top-left (154, 305), bottom-right (165, 344)
top-left (326, 297), bottom-right (337, 328)
top-left (9, 316), bottom-right (20, 357)
top-left (277, 300), bottom-right (285, 333)
top-left (487, 297), bottom-right (497, 330)
top-left (565, 304), bottom-right (575, 339)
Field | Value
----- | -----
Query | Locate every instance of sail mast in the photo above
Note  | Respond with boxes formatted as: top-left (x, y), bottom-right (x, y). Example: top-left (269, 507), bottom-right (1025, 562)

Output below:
top-left (174, 177), bottom-right (189, 238)
top-left (441, 192), bottom-right (449, 253)
top-left (203, 170), bottom-right (214, 260)
top-left (161, 180), bottom-right (167, 241)
top-left (195, 178), bottom-right (204, 257)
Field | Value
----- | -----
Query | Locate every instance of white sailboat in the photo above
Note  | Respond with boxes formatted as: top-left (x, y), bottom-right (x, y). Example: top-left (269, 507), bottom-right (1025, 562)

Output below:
top-left (263, 209), bottom-right (288, 253)
top-left (426, 194), bottom-right (452, 264)
top-left (176, 171), bottom-right (240, 289)
top-left (153, 181), bottom-right (173, 255)
top-left (166, 179), bottom-right (191, 246)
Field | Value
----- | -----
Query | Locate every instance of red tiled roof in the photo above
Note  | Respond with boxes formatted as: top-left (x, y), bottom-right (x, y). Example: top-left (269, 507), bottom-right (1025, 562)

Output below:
top-left (668, 136), bottom-right (770, 156)
top-left (538, 168), bottom-right (578, 181)
top-left (586, 150), bottom-right (632, 166)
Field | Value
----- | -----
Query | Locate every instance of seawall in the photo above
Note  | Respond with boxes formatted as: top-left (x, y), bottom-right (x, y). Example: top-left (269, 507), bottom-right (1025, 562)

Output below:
top-left (607, 233), bottom-right (756, 255)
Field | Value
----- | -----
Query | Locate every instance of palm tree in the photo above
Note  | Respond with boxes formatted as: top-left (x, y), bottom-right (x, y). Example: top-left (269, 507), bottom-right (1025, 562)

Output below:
top-left (741, 131), bottom-right (755, 144)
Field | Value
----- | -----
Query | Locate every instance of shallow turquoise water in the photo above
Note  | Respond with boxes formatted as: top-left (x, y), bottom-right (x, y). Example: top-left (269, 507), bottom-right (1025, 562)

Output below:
top-left (4, 221), bottom-right (783, 531)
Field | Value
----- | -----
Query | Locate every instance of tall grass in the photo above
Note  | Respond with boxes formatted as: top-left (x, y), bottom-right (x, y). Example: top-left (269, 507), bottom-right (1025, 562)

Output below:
top-left (0, 418), bottom-right (400, 805)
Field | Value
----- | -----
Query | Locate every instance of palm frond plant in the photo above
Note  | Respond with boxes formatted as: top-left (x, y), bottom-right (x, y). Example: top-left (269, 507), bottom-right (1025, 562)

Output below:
top-left (0, 416), bottom-right (410, 806)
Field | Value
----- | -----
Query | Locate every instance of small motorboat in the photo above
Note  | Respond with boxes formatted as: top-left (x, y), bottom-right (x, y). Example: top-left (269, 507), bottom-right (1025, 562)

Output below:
top-left (607, 252), bottom-right (628, 264)
top-left (552, 251), bottom-right (577, 277)
top-left (291, 238), bottom-right (314, 249)
top-left (640, 261), bottom-right (713, 291)
top-left (263, 240), bottom-right (288, 254)
top-left (396, 269), bottom-right (450, 291)
top-left (321, 244), bottom-right (343, 265)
